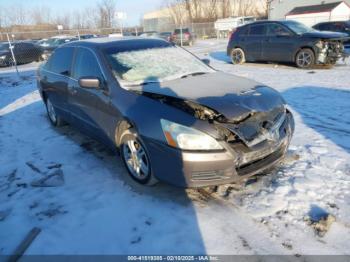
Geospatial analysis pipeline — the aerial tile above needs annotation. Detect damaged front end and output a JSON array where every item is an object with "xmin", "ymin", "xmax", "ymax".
[
  {"xmin": 141, "ymin": 90, "xmax": 295, "ymax": 184},
  {"xmin": 315, "ymin": 39, "xmax": 349, "ymax": 64}
]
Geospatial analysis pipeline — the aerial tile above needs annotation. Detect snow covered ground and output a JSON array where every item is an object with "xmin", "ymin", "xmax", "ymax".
[{"xmin": 0, "ymin": 39, "xmax": 350, "ymax": 256}]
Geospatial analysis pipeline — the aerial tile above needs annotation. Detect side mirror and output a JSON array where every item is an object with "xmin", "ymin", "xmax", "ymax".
[
  {"xmin": 201, "ymin": 58, "xmax": 210, "ymax": 65},
  {"xmin": 79, "ymin": 77, "xmax": 100, "ymax": 89}
]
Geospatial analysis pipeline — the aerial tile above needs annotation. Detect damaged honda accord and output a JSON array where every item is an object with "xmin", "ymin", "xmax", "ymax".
[{"xmin": 37, "ymin": 38, "xmax": 294, "ymax": 187}]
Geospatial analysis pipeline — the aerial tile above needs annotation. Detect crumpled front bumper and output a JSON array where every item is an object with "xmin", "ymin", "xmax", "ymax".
[
  {"xmin": 144, "ymin": 111, "xmax": 295, "ymax": 188},
  {"xmin": 315, "ymin": 39, "xmax": 350, "ymax": 64}
]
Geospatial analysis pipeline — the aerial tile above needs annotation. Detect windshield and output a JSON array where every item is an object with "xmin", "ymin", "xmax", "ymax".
[
  {"xmin": 283, "ymin": 21, "xmax": 315, "ymax": 34},
  {"xmin": 174, "ymin": 28, "xmax": 189, "ymax": 34},
  {"xmin": 104, "ymin": 46, "xmax": 214, "ymax": 86}
]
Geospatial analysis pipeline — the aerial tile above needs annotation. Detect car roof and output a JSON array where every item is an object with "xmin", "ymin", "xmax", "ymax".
[
  {"xmin": 63, "ymin": 37, "xmax": 171, "ymax": 49},
  {"xmin": 315, "ymin": 20, "xmax": 350, "ymax": 25},
  {"xmin": 241, "ymin": 20, "xmax": 299, "ymax": 26}
]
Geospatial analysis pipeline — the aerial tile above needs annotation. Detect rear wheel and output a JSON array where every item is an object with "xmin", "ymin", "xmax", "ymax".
[
  {"xmin": 120, "ymin": 129, "xmax": 158, "ymax": 186},
  {"xmin": 45, "ymin": 98, "xmax": 65, "ymax": 127},
  {"xmin": 295, "ymin": 48, "xmax": 315, "ymax": 69},
  {"xmin": 230, "ymin": 48, "xmax": 246, "ymax": 65}
]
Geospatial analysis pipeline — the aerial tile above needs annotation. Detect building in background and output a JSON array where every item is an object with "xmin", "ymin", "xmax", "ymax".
[
  {"xmin": 285, "ymin": 2, "xmax": 350, "ymax": 26},
  {"xmin": 143, "ymin": 8, "xmax": 174, "ymax": 32},
  {"xmin": 143, "ymin": 0, "xmax": 266, "ymax": 33},
  {"xmin": 269, "ymin": 0, "xmax": 350, "ymax": 26}
]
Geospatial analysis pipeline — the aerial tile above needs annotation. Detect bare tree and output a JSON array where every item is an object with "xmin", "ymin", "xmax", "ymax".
[
  {"xmin": 31, "ymin": 6, "xmax": 52, "ymax": 25},
  {"xmin": 220, "ymin": 0, "xmax": 232, "ymax": 18},
  {"xmin": 83, "ymin": 7, "xmax": 100, "ymax": 29},
  {"xmin": 97, "ymin": 0, "xmax": 117, "ymax": 28},
  {"xmin": 5, "ymin": 4, "xmax": 29, "ymax": 26},
  {"xmin": 53, "ymin": 12, "xmax": 72, "ymax": 29}
]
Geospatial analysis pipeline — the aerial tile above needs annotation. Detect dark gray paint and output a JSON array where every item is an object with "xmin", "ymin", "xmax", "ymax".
[{"xmin": 37, "ymin": 38, "xmax": 295, "ymax": 188}]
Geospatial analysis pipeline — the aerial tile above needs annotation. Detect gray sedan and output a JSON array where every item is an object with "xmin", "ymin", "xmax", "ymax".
[{"xmin": 37, "ymin": 38, "xmax": 294, "ymax": 187}]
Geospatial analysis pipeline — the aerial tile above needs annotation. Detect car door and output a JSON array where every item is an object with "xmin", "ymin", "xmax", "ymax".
[
  {"xmin": 41, "ymin": 47, "xmax": 75, "ymax": 120},
  {"xmin": 262, "ymin": 23, "xmax": 296, "ymax": 62},
  {"xmin": 241, "ymin": 24, "xmax": 266, "ymax": 61},
  {"xmin": 68, "ymin": 47, "xmax": 116, "ymax": 144}
]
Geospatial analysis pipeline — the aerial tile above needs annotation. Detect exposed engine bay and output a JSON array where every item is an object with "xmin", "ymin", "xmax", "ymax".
[{"xmin": 315, "ymin": 39, "xmax": 349, "ymax": 64}]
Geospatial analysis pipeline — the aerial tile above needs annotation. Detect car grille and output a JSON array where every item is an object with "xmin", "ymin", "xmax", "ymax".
[
  {"xmin": 236, "ymin": 146, "xmax": 285, "ymax": 177},
  {"xmin": 191, "ymin": 169, "xmax": 233, "ymax": 182},
  {"xmin": 224, "ymin": 106, "xmax": 286, "ymax": 148}
]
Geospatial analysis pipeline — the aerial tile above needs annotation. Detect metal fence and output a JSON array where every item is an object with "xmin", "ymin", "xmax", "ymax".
[
  {"xmin": 0, "ymin": 27, "xmax": 140, "ymax": 76},
  {"xmin": 144, "ymin": 22, "xmax": 217, "ymax": 39}
]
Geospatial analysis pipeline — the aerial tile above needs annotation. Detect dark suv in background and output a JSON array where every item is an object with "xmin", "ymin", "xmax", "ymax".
[
  {"xmin": 171, "ymin": 28, "xmax": 194, "ymax": 46},
  {"xmin": 227, "ymin": 20, "xmax": 348, "ymax": 68},
  {"xmin": 313, "ymin": 21, "xmax": 350, "ymax": 48}
]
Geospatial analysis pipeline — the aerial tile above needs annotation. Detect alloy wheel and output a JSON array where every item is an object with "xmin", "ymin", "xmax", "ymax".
[
  {"xmin": 296, "ymin": 51, "xmax": 312, "ymax": 68},
  {"xmin": 122, "ymin": 139, "xmax": 150, "ymax": 181},
  {"xmin": 231, "ymin": 49, "xmax": 244, "ymax": 64}
]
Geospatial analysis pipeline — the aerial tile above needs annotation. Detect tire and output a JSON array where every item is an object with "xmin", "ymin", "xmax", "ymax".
[
  {"xmin": 45, "ymin": 98, "xmax": 65, "ymax": 127},
  {"xmin": 295, "ymin": 48, "xmax": 315, "ymax": 69},
  {"xmin": 120, "ymin": 129, "xmax": 158, "ymax": 186},
  {"xmin": 230, "ymin": 48, "xmax": 246, "ymax": 65}
]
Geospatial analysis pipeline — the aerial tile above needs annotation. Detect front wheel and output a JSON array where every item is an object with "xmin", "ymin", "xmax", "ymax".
[
  {"xmin": 230, "ymin": 48, "xmax": 246, "ymax": 65},
  {"xmin": 295, "ymin": 48, "xmax": 315, "ymax": 69},
  {"xmin": 120, "ymin": 129, "xmax": 158, "ymax": 186}
]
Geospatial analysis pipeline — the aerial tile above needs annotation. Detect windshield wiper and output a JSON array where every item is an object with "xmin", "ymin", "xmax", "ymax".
[
  {"xmin": 124, "ymin": 81, "xmax": 160, "ymax": 87},
  {"xmin": 180, "ymin": 72, "xmax": 208, "ymax": 79}
]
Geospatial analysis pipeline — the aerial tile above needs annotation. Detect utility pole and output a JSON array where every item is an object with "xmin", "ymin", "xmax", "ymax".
[{"xmin": 267, "ymin": 0, "xmax": 274, "ymax": 19}]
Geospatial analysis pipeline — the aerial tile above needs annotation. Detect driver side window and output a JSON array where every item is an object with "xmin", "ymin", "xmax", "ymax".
[
  {"xmin": 72, "ymin": 48, "xmax": 104, "ymax": 81},
  {"xmin": 267, "ymin": 24, "xmax": 291, "ymax": 36}
]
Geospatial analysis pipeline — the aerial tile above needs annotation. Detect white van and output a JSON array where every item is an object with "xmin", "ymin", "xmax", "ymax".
[{"xmin": 215, "ymin": 16, "xmax": 256, "ymax": 38}]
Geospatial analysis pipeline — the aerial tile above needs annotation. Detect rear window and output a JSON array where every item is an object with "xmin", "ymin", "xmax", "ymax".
[
  {"xmin": 249, "ymin": 25, "xmax": 266, "ymax": 35},
  {"xmin": 174, "ymin": 28, "xmax": 190, "ymax": 34},
  {"xmin": 238, "ymin": 26, "xmax": 249, "ymax": 36},
  {"xmin": 332, "ymin": 23, "xmax": 346, "ymax": 31},
  {"xmin": 48, "ymin": 47, "xmax": 74, "ymax": 76}
]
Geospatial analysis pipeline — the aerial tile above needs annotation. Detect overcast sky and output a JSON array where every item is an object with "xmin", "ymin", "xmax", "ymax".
[{"xmin": 0, "ymin": 0, "xmax": 164, "ymax": 26}]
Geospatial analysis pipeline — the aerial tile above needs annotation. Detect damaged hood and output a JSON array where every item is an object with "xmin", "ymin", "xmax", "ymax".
[{"xmin": 129, "ymin": 72, "xmax": 285, "ymax": 120}]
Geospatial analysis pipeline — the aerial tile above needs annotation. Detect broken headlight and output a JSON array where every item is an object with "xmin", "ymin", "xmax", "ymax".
[{"xmin": 160, "ymin": 119, "xmax": 223, "ymax": 150}]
